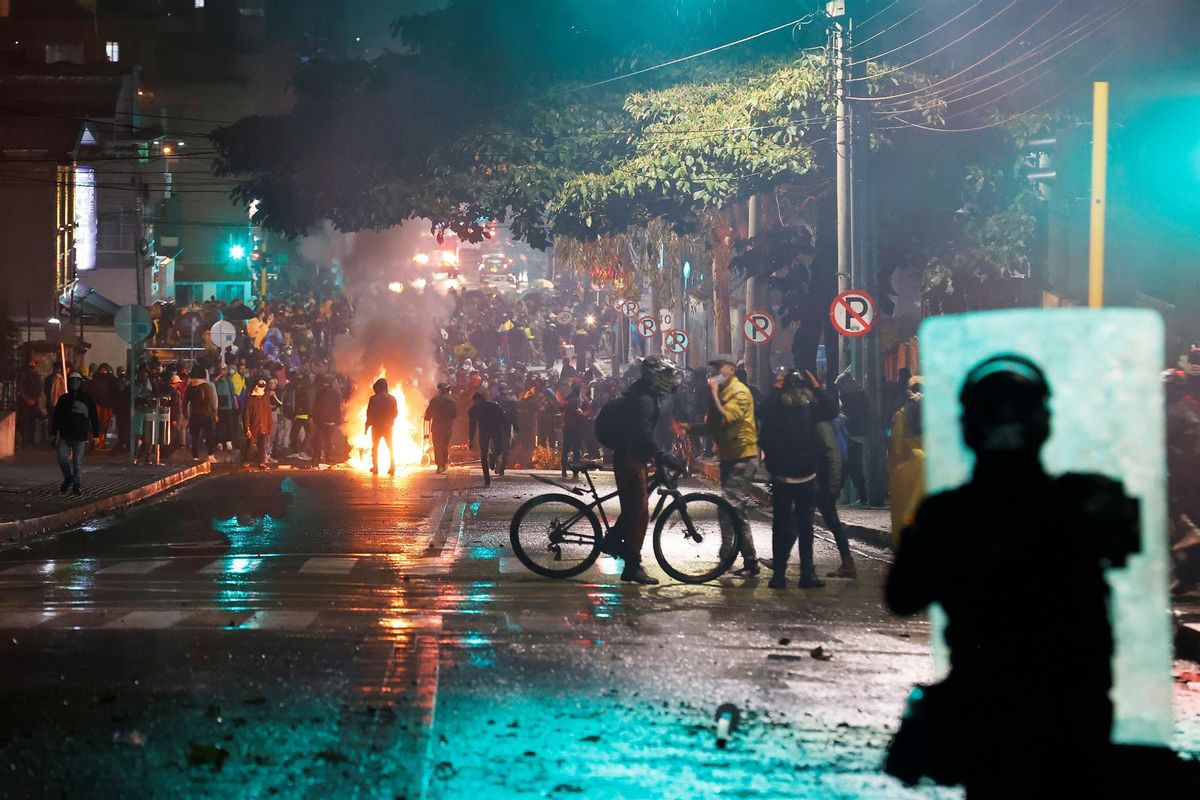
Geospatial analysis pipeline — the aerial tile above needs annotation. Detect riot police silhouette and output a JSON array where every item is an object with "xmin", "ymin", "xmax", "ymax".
[{"xmin": 884, "ymin": 354, "xmax": 1143, "ymax": 799}]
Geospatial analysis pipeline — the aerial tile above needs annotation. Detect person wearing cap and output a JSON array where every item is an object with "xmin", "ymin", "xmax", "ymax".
[
  {"xmin": 243, "ymin": 377, "xmax": 273, "ymax": 468},
  {"xmin": 50, "ymin": 372, "xmax": 99, "ymax": 495},
  {"xmin": 424, "ymin": 382, "xmax": 457, "ymax": 474},
  {"xmin": 695, "ymin": 354, "xmax": 761, "ymax": 577}
]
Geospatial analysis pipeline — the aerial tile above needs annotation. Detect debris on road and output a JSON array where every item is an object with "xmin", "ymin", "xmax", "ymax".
[
  {"xmin": 714, "ymin": 703, "xmax": 740, "ymax": 749},
  {"xmin": 811, "ymin": 646, "xmax": 833, "ymax": 661},
  {"xmin": 186, "ymin": 742, "xmax": 229, "ymax": 770}
]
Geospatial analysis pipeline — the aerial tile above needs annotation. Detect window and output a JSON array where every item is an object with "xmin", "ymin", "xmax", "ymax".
[
  {"xmin": 105, "ymin": 41, "xmax": 119, "ymax": 62},
  {"xmin": 195, "ymin": 0, "xmax": 204, "ymax": 7}
]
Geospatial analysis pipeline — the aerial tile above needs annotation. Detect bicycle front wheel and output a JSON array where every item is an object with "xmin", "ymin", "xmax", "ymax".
[
  {"xmin": 509, "ymin": 494, "xmax": 603, "ymax": 578},
  {"xmin": 652, "ymin": 493, "xmax": 742, "ymax": 583}
]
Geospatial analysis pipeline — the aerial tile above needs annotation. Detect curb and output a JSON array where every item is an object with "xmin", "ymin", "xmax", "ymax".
[
  {"xmin": 699, "ymin": 461, "xmax": 893, "ymax": 553},
  {"xmin": 1175, "ymin": 614, "xmax": 1200, "ymax": 664},
  {"xmin": 0, "ymin": 462, "xmax": 211, "ymax": 546}
]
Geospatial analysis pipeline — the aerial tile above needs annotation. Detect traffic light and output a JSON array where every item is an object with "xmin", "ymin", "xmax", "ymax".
[{"xmin": 229, "ymin": 244, "xmax": 246, "ymax": 260}]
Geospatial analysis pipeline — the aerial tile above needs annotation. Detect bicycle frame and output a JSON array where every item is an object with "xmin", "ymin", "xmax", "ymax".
[{"xmin": 529, "ymin": 469, "xmax": 683, "ymax": 538}]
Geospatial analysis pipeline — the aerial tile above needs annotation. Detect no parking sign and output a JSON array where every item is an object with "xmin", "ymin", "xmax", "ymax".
[
  {"xmin": 742, "ymin": 311, "xmax": 776, "ymax": 345},
  {"xmin": 636, "ymin": 315, "xmax": 658, "ymax": 338},
  {"xmin": 664, "ymin": 329, "xmax": 689, "ymax": 353},
  {"xmin": 830, "ymin": 290, "xmax": 876, "ymax": 337}
]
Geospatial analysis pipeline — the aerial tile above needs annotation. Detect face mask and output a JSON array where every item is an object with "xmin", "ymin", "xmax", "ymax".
[{"xmin": 712, "ymin": 373, "xmax": 729, "ymax": 387}]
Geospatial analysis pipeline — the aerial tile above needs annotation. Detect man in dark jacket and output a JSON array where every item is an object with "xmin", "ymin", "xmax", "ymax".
[
  {"xmin": 182, "ymin": 365, "xmax": 218, "ymax": 462},
  {"xmin": 312, "ymin": 374, "xmax": 344, "ymax": 464},
  {"xmin": 50, "ymin": 372, "xmax": 99, "ymax": 494},
  {"xmin": 468, "ymin": 392, "xmax": 508, "ymax": 487},
  {"xmin": 243, "ymin": 377, "xmax": 273, "ymax": 468},
  {"xmin": 365, "ymin": 377, "xmax": 399, "ymax": 475},
  {"xmin": 605, "ymin": 356, "xmax": 685, "ymax": 585},
  {"xmin": 559, "ymin": 383, "xmax": 590, "ymax": 479},
  {"xmin": 759, "ymin": 372, "xmax": 840, "ymax": 589},
  {"xmin": 424, "ymin": 382, "xmax": 457, "ymax": 473},
  {"xmin": 495, "ymin": 384, "xmax": 521, "ymax": 477},
  {"xmin": 884, "ymin": 355, "xmax": 1141, "ymax": 797}
]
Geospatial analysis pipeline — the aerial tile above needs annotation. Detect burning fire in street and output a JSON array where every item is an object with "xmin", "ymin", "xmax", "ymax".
[{"xmin": 344, "ymin": 371, "xmax": 427, "ymax": 472}]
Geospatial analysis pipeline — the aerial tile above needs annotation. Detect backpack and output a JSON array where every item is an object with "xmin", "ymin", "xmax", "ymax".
[{"xmin": 594, "ymin": 395, "xmax": 631, "ymax": 450}]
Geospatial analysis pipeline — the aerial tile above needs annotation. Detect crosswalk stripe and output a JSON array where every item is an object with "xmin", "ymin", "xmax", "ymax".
[
  {"xmin": 298, "ymin": 557, "xmax": 358, "ymax": 575},
  {"xmin": 199, "ymin": 557, "xmax": 264, "ymax": 574},
  {"xmin": 241, "ymin": 610, "xmax": 318, "ymax": 630},
  {"xmin": 96, "ymin": 560, "xmax": 171, "ymax": 575},
  {"xmin": 0, "ymin": 611, "xmax": 57, "ymax": 628},
  {"xmin": 0, "ymin": 563, "xmax": 59, "ymax": 576},
  {"xmin": 104, "ymin": 611, "xmax": 191, "ymax": 629}
]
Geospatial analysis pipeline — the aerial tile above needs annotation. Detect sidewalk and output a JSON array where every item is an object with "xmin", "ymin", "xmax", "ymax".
[
  {"xmin": 0, "ymin": 449, "xmax": 210, "ymax": 545},
  {"xmin": 698, "ymin": 459, "xmax": 1200, "ymax": 664}
]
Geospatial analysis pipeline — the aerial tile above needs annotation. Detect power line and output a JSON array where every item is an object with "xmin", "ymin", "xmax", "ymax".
[
  {"xmin": 534, "ymin": 10, "xmax": 825, "ymax": 102},
  {"xmin": 876, "ymin": 24, "xmax": 1136, "ymax": 134},
  {"xmin": 850, "ymin": 0, "xmax": 981, "ymax": 66},
  {"xmin": 850, "ymin": 0, "xmax": 1020, "ymax": 83},
  {"xmin": 870, "ymin": 1, "xmax": 1134, "ymax": 118},
  {"xmin": 872, "ymin": 0, "xmax": 1129, "ymax": 107},
  {"xmin": 860, "ymin": 0, "xmax": 1064, "ymax": 104},
  {"xmin": 856, "ymin": 0, "xmax": 902, "ymax": 29},
  {"xmin": 853, "ymin": 1, "xmax": 930, "ymax": 50}
]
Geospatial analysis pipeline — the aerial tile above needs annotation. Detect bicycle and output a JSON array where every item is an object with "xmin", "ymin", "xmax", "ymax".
[{"xmin": 509, "ymin": 460, "xmax": 746, "ymax": 583}]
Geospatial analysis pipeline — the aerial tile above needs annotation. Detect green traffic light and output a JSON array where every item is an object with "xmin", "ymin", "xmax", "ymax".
[{"xmin": 229, "ymin": 244, "xmax": 246, "ymax": 260}]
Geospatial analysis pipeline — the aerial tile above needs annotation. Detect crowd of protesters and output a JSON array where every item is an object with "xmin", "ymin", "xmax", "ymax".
[{"xmin": 14, "ymin": 282, "xmax": 358, "ymax": 470}]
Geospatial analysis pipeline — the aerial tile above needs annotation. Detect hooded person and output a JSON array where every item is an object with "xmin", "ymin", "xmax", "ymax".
[
  {"xmin": 365, "ymin": 377, "xmax": 399, "ymax": 475},
  {"xmin": 50, "ymin": 372, "xmax": 99, "ymax": 494},
  {"xmin": 599, "ymin": 355, "xmax": 686, "ymax": 585},
  {"xmin": 183, "ymin": 365, "xmax": 218, "ymax": 462}
]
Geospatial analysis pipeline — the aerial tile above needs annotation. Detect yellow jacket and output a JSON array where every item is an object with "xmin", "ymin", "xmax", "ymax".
[{"xmin": 705, "ymin": 377, "xmax": 758, "ymax": 461}]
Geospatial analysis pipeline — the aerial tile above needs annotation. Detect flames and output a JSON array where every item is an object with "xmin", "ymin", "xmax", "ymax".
[{"xmin": 345, "ymin": 371, "xmax": 427, "ymax": 472}]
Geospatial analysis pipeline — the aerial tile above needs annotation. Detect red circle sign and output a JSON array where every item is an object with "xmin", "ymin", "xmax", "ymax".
[
  {"xmin": 636, "ymin": 315, "xmax": 658, "ymax": 338},
  {"xmin": 830, "ymin": 290, "xmax": 876, "ymax": 337},
  {"xmin": 741, "ymin": 311, "xmax": 776, "ymax": 345}
]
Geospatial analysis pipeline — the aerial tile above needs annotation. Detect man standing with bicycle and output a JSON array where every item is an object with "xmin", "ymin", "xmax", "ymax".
[{"xmin": 598, "ymin": 356, "xmax": 686, "ymax": 585}]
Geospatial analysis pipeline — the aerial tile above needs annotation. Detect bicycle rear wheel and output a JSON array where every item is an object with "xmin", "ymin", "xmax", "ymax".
[
  {"xmin": 652, "ymin": 493, "xmax": 742, "ymax": 583},
  {"xmin": 509, "ymin": 494, "xmax": 603, "ymax": 578}
]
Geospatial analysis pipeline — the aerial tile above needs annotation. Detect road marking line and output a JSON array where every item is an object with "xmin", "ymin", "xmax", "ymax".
[
  {"xmin": 104, "ymin": 611, "xmax": 190, "ymax": 629},
  {"xmin": 0, "ymin": 563, "xmax": 59, "ymax": 576},
  {"xmin": 498, "ymin": 557, "xmax": 531, "ymax": 574},
  {"xmin": 0, "ymin": 611, "xmax": 58, "ymax": 628},
  {"xmin": 200, "ymin": 557, "xmax": 264, "ymax": 575},
  {"xmin": 298, "ymin": 557, "xmax": 358, "ymax": 574},
  {"xmin": 241, "ymin": 610, "xmax": 318, "ymax": 630},
  {"xmin": 97, "ymin": 560, "xmax": 172, "ymax": 575}
]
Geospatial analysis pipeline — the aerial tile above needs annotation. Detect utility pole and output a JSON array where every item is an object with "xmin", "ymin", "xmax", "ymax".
[
  {"xmin": 831, "ymin": 1, "xmax": 887, "ymax": 504},
  {"xmin": 1088, "ymin": 82, "xmax": 1109, "ymax": 308},
  {"xmin": 744, "ymin": 195, "xmax": 771, "ymax": 385},
  {"xmin": 832, "ymin": 14, "xmax": 852, "ymax": 375},
  {"xmin": 134, "ymin": 177, "xmax": 145, "ymax": 307}
]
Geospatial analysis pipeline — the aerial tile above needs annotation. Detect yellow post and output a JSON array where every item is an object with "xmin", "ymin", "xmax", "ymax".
[
  {"xmin": 261, "ymin": 265, "xmax": 267, "ymax": 299},
  {"xmin": 1088, "ymin": 81, "xmax": 1109, "ymax": 308}
]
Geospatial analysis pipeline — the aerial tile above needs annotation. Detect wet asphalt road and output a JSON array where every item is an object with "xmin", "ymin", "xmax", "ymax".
[{"xmin": 2, "ymin": 468, "xmax": 1198, "ymax": 799}]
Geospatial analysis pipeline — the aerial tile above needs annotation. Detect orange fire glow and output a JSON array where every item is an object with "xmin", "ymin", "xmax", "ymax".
[{"xmin": 345, "ymin": 371, "xmax": 427, "ymax": 472}]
